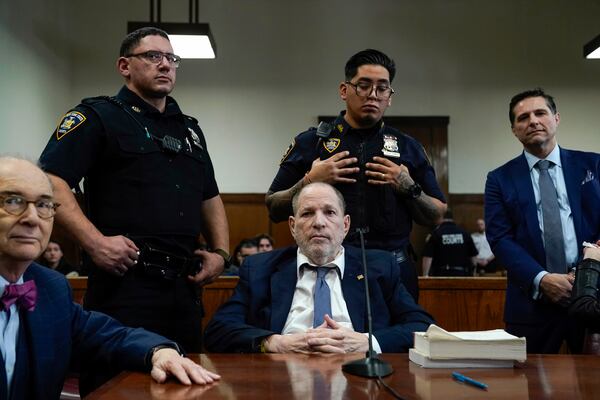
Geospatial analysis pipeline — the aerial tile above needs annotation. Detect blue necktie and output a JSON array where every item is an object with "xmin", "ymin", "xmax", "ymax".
[
  {"xmin": 537, "ymin": 160, "xmax": 567, "ymax": 273},
  {"xmin": 312, "ymin": 266, "xmax": 333, "ymax": 327}
]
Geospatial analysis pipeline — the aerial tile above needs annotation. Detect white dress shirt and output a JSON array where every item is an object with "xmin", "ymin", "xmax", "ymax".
[
  {"xmin": 282, "ymin": 246, "xmax": 381, "ymax": 353},
  {"xmin": 0, "ymin": 275, "xmax": 23, "ymax": 397}
]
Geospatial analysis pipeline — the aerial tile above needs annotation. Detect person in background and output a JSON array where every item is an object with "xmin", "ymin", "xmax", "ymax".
[
  {"xmin": 40, "ymin": 240, "xmax": 78, "ymax": 276},
  {"xmin": 222, "ymin": 238, "xmax": 259, "ymax": 276},
  {"xmin": 256, "ymin": 234, "xmax": 274, "ymax": 252},
  {"xmin": 421, "ymin": 210, "xmax": 478, "ymax": 277},
  {"xmin": 471, "ymin": 218, "xmax": 498, "ymax": 275}
]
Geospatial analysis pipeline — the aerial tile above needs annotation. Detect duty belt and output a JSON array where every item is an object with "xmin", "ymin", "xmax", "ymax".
[{"xmin": 138, "ymin": 243, "xmax": 202, "ymax": 280}]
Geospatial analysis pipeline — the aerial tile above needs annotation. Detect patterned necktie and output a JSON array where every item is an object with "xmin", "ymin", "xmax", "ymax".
[
  {"xmin": 1, "ymin": 280, "xmax": 37, "ymax": 312},
  {"xmin": 311, "ymin": 266, "xmax": 333, "ymax": 327},
  {"xmin": 537, "ymin": 160, "xmax": 567, "ymax": 273}
]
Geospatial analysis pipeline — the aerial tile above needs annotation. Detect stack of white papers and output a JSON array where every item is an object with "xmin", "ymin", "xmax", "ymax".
[{"xmin": 409, "ymin": 324, "xmax": 526, "ymax": 368}]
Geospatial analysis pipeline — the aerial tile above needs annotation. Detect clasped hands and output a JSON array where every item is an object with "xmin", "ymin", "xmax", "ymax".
[
  {"xmin": 306, "ymin": 151, "xmax": 415, "ymax": 194},
  {"xmin": 264, "ymin": 315, "xmax": 369, "ymax": 354},
  {"xmin": 540, "ymin": 241, "xmax": 600, "ymax": 304}
]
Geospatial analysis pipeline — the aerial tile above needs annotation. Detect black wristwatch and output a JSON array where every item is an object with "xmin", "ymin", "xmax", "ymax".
[
  {"xmin": 214, "ymin": 248, "xmax": 232, "ymax": 268},
  {"xmin": 407, "ymin": 183, "xmax": 422, "ymax": 199},
  {"xmin": 146, "ymin": 343, "xmax": 184, "ymax": 367}
]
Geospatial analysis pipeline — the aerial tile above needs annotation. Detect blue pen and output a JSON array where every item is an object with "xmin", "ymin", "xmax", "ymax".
[{"xmin": 452, "ymin": 372, "xmax": 488, "ymax": 390}]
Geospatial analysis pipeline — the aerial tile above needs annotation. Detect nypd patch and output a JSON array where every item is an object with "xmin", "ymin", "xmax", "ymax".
[
  {"xmin": 56, "ymin": 111, "xmax": 86, "ymax": 140},
  {"xmin": 280, "ymin": 139, "xmax": 296, "ymax": 164},
  {"xmin": 323, "ymin": 138, "xmax": 340, "ymax": 153}
]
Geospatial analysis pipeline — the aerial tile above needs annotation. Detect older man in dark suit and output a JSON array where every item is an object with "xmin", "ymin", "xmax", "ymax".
[
  {"xmin": 485, "ymin": 88, "xmax": 600, "ymax": 353},
  {"xmin": 0, "ymin": 157, "xmax": 219, "ymax": 399},
  {"xmin": 205, "ymin": 182, "xmax": 433, "ymax": 353}
]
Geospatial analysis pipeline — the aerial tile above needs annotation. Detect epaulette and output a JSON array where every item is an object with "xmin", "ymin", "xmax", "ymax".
[
  {"xmin": 184, "ymin": 114, "xmax": 199, "ymax": 125},
  {"xmin": 81, "ymin": 96, "xmax": 113, "ymax": 105}
]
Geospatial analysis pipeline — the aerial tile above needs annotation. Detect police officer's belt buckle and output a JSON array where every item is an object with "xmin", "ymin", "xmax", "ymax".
[{"xmin": 138, "ymin": 243, "xmax": 202, "ymax": 280}]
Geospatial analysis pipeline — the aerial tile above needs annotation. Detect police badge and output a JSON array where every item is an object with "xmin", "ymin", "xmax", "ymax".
[
  {"xmin": 382, "ymin": 134, "xmax": 400, "ymax": 158},
  {"xmin": 323, "ymin": 138, "xmax": 341, "ymax": 153}
]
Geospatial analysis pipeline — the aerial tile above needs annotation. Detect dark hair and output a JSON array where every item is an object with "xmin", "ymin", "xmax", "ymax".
[
  {"xmin": 119, "ymin": 27, "xmax": 170, "ymax": 57},
  {"xmin": 509, "ymin": 88, "xmax": 557, "ymax": 126},
  {"xmin": 292, "ymin": 183, "xmax": 346, "ymax": 215},
  {"xmin": 238, "ymin": 238, "xmax": 258, "ymax": 249},
  {"xmin": 255, "ymin": 234, "xmax": 274, "ymax": 246},
  {"xmin": 345, "ymin": 49, "xmax": 396, "ymax": 83}
]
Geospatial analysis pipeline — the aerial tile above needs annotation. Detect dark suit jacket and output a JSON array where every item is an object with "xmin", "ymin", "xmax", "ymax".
[
  {"xmin": 0, "ymin": 263, "xmax": 169, "ymax": 400},
  {"xmin": 485, "ymin": 147, "xmax": 600, "ymax": 324},
  {"xmin": 204, "ymin": 245, "xmax": 434, "ymax": 353}
]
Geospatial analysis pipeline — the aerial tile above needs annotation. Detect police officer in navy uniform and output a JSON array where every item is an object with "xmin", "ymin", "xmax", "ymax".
[
  {"xmin": 421, "ymin": 210, "xmax": 478, "ymax": 277},
  {"xmin": 39, "ymin": 27, "xmax": 229, "ymax": 393},
  {"xmin": 266, "ymin": 49, "xmax": 446, "ymax": 301}
]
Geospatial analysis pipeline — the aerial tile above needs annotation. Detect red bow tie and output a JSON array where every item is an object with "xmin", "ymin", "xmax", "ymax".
[{"xmin": 1, "ymin": 280, "xmax": 37, "ymax": 312}]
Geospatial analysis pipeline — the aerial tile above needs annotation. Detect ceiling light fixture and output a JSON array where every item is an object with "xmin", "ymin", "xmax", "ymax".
[
  {"xmin": 584, "ymin": 34, "xmax": 600, "ymax": 59},
  {"xmin": 128, "ymin": 0, "xmax": 216, "ymax": 59}
]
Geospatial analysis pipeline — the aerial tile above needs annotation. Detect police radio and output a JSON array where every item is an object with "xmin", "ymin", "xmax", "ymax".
[{"xmin": 315, "ymin": 121, "xmax": 333, "ymax": 151}]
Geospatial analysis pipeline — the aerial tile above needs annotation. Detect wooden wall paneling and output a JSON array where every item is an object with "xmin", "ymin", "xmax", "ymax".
[
  {"xmin": 69, "ymin": 276, "xmax": 507, "ymax": 333},
  {"xmin": 418, "ymin": 277, "xmax": 506, "ymax": 331},
  {"xmin": 448, "ymin": 193, "xmax": 485, "ymax": 233},
  {"xmin": 221, "ymin": 193, "xmax": 270, "ymax": 254}
]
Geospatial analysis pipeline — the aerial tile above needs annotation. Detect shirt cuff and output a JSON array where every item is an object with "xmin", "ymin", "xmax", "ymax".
[
  {"xmin": 532, "ymin": 271, "xmax": 549, "ymax": 300},
  {"xmin": 363, "ymin": 333, "xmax": 382, "ymax": 353}
]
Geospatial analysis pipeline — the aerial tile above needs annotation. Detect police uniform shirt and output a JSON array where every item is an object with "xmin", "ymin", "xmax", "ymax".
[
  {"xmin": 39, "ymin": 86, "xmax": 219, "ymax": 254},
  {"xmin": 422, "ymin": 221, "xmax": 478, "ymax": 275},
  {"xmin": 269, "ymin": 112, "xmax": 445, "ymax": 251}
]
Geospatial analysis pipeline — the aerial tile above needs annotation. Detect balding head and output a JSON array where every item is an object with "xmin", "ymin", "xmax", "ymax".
[{"xmin": 0, "ymin": 157, "xmax": 55, "ymax": 279}]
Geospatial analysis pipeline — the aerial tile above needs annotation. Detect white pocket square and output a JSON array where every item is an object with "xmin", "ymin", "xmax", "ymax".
[{"xmin": 582, "ymin": 170, "xmax": 595, "ymax": 185}]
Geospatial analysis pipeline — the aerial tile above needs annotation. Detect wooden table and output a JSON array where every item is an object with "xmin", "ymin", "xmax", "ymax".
[{"xmin": 86, "ymin": 353, "xmax": 600, "ymax": 399}]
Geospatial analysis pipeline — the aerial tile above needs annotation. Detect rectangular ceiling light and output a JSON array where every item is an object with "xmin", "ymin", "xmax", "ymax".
[
  {"xmin": 584, "ymin": 34, "xmax": 600, "ymax": 59},
  {"xmin": 128, "ymin": 22, "xmax": 217, "ymax": 59}
]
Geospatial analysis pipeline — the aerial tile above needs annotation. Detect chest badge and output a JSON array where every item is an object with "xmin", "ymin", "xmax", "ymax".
[
  {"xmin": 323, "ymin": 138, "xmax": 341, "ymax": 153},
  {"xmin": 56, "ymin": 111, "xmax": 86, "ymax": 140},
  {"xmin": 188, "ymin": 128, "xmax": 203, "ymax": 150},
  {"xmin": 382, "ymin": 134, "xmax": 400, "ymax": 158},
  {"xmin": 131, "ymin": 106, "xmax": 142, "ymax": 113}
]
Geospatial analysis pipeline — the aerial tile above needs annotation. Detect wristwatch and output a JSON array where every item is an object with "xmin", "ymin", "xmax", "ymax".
[
  {"xmin": 213, "ymin": 248, "xmax": 232, "ymax": 267},
  {"xmin": 146, "ymin": 343, "xmax": 184, "ymax": 366},
  {"xmin": 407, "ymin": 183, "xmax": 422, "ymax": 199}
]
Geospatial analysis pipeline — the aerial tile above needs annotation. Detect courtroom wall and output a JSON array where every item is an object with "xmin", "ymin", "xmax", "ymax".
[{"xmin": 2, "ymin": 0, "xmax": 600, "ymax": 194}]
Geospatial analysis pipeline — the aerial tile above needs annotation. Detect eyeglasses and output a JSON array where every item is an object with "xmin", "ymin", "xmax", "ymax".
[
  {"xmin": 0, "ymin": 195, "xmax": 60, "ymax": 219},
  {"xmin": 126, "ymin": 51, "xmax": 182, "ymax": 68},
  {"xmin": 345, "ymin": 81, "xmax": 395, "ymax": 100}
]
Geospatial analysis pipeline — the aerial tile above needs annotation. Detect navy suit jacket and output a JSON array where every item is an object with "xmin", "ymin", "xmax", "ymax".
[
  {"xmin": 204, "ymin": 245, "xmax": 434, "ymax": 353},
  {"xmin": 0, "ymin": 263, "xmax": 169, "ymax": 400},
  {"xmin": 485, "ymin": 147, "xmax": 600, "ymax": 324}
]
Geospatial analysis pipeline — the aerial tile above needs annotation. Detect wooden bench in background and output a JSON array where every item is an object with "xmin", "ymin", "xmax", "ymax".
[{"xmin": 68, "ymin": 276, "xmax": 506, "ymax": 332}]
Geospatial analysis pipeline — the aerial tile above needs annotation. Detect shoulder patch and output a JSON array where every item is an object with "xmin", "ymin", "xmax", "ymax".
[
  {"xmin": 56, "ymin": 111, "xmax": 86, "ymax": 140},
  {"xmin": 280, "ymin": 138, "xmax": 296, "ymax": 164},
  {"xmin": 323, "ymin": 138, "xmax": 340, "ymax": 153},
  {"xmin": 420, "ymin": 144, "xmax": 432, "ymax": 165}
]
